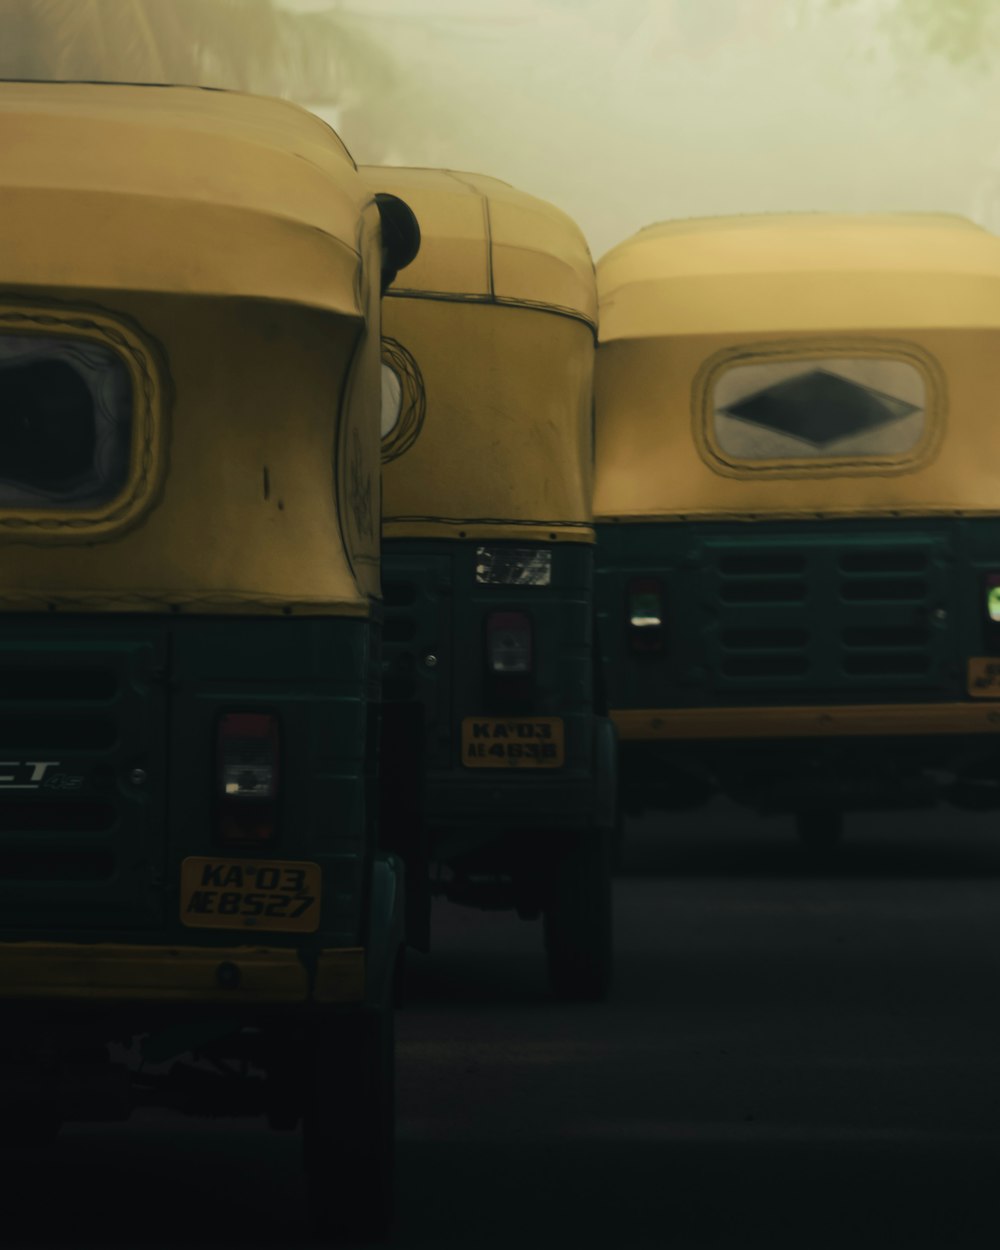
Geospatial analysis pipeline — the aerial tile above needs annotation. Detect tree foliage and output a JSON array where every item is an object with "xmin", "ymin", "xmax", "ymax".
[
  {"xmin": 0, "ymin": 0, "xmax": 397, "ymax": 101},
  {"xmin": 826, "ymin": 0, "xmax": 998, "ymax": 67}
]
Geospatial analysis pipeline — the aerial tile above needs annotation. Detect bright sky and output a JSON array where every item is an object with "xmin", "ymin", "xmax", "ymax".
[{"xmin": 295, "ymin": 0, "xmax": 1000, "ymax": 258}]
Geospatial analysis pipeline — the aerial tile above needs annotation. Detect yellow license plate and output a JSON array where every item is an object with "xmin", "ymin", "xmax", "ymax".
[
  {"xmin": 968, "ymin": 658, "xmax": 1000, "ymax": 698},
  {"xmin": 461, "ymin": 717, "xmax": 565, "ymax": 769},
  {"xmin": 180, "ymin": 857, "xmax": 321, "ymax": 933}
]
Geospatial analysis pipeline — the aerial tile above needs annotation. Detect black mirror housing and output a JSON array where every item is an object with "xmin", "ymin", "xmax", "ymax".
[{"xmin": 375, "ymin": 193, "xmax": 421, "ymax": 293}]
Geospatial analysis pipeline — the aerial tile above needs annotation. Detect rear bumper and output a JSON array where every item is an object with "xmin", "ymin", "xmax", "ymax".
[
  {"xmin": 0, "ymin": 943, "xmax": 364, "ymax": 1005},
  {"xmin": 613, "ymin": 702, "xmax": 1000, "ymax": 741}
]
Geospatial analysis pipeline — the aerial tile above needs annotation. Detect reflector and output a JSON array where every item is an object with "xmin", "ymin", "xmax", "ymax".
[
  {"xmin": 216, "ymin": 713, "xmax": 280, "ymax": 845},
  {"xmin": 627, "ymin": 578, "xmax": 665, "ymax": 653}
]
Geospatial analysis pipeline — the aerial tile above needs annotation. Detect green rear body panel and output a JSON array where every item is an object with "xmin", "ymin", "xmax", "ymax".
[
  {"xmin": 0, "ymin": 615, "xmax": 373, "ymax": 954},
  {"xmin": 596, "ymin": 517, "xmax": 1000, "ymax": 814},
  {"xmin": 382, "ymin": 538, "xmax": 603, "ymax": 866}
]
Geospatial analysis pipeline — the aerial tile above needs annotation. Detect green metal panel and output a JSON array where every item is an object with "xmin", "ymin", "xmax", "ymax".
[
  {"xmin": 595, "ymin": 518, "xmax": 999, "ymax": 710},
  {"xmin": 0, "ymin": 615, "xmax": 373, "ymax": 949},
  {"xmin": 0, "ymin": 625, "xmax": 168, "ymax": 931},
  {"xmin": 168, "ymin": 617, "xmax": 373, "ymax": 952},
  {"xmin": 381, "ymin": 538, "xmax": 598, "ymax": 841}
]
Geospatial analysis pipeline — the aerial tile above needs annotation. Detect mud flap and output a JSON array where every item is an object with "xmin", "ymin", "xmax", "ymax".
[
  {"xmin": 378, "ymin": 700, "xmax": 430, "ymax": 950},
  {"xmin": 592, "ymin": 715, "xmax": 619, "ymax": 837},
  {"xmin": 365, "ymin": 853, "xmax": 405, "ymax": 1011}
]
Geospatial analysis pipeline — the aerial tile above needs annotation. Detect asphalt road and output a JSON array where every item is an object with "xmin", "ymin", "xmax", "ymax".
[{"xmin": 10, "ymin": 803, "xmax": 1000, "ymax": 1249}]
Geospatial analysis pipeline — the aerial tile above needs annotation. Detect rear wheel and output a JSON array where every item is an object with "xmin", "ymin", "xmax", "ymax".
[
  {"xmin": 303, "ymin": 1007, "xmax": 394, "ymax": 1244},
  {"xmin": 543, "ymin": 823, "xmax": 613, "ymax": 1001},
  {"xmin": 795, "ymin": 809, "xmax": 844, "ymax": 852}
]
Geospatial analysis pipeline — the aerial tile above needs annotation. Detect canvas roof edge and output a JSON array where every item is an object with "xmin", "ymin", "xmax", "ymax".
[
  {"xmin": 0, "ymin": 81, "xmax": 369, "ymax": 317},
  {"xmin": 0, "ymin": 79, "xmax": 357, "ymax": 163},
  {"xmin": 597, "ymin": 211, "xmax": 1000, "ymax": 342},
  {"xmin": 626, "ymin": 209, "xmax": 983, "ymax": 242},
  {"xmin": 362, "ymin": 164, "xmax": 597, "ymax": 329}
]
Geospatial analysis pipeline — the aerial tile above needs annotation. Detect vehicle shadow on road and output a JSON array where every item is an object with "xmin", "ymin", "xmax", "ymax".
[
  {"xmin": 2, "ymin": 1119, "xmax": 312, "ymax": 1248},
  {"xmin": 621, "ymin": 803, "xmax": 1000, "ymax": 881},
  {"xmin": 392, "ymin": 1133, "xmax": 1000, "ymax": 1249},
  {"xmin": 401, "ymin": 946, "xmax": 551, "ymax": 1009},
  {"xmin": 9, "ymin": 1125, "xmax": 988, "ymax": 1249}
]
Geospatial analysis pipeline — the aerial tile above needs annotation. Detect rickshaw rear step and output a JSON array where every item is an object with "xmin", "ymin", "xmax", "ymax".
[{"xmin": 0, "ymin": 943, "xmax": 366, "ymax": 1004}]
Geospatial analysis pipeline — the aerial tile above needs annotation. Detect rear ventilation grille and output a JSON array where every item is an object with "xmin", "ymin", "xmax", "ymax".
[
  {"xmin": 721, "ymin": 655, "xmax": 809, "ymax": 678},
  {"xmin": 843, "ymin": 654, "xmax": 931, "ymax": 676},
  {"xmin": 0, "ymin": 850, "xmax": 114, "ymax": 881},
  {"xmin": 720, "ymin": 581, "xmax": 806, "ymax": 605},
  {"xmin": 0, "ymin": 801, "xmax": 116, "ymax": 832},
  {"xmin": 842, "ymin": 578, "xmax": 926, "ymax": 603},
  {"xmin": 710, "ymin": 540, "xmax": 941, "ymax": 689},
  {"xmin": 0, "ymin": 664, "xmax": 126, "ymax": 887},
  {"xmin": 0, "ymin": 715, "xmax": 116, "ymax": 750},
  {"xmin": 0, "ymin": 668, "xmax": 116, "ymax": 701},
  {"xmin": 718, "ymin": 552, "xmax": 805, "ymax": 576},
  {"xmin": 838, "ymin": 549, "xmax": 927, "ymax": 573},
  {"xmin": 843, "ymin": 626, "xmax": 929, "ymax": 648},
  {"xmin": 722, "ymin": 627, "xmax": 809, "ymax": 649}
]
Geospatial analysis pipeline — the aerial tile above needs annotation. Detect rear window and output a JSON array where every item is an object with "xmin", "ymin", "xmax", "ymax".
[
  {"xmin": 696, "ymin": 342, "xmax": 942, "ymax": 478},
  {"xmin": 0, "ymin": 334, "xmax": 132, "ymax": 509}
]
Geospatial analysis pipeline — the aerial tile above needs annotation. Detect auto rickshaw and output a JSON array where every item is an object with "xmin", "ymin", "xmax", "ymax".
[
  {"xmin": 362, "ymin": 167, "xmax": 617, "ymax": 999},
  {"xmin": 0, "ymin": 81, "xmax": 417, "ymax": 1241},
  {"xmin": 595, "ymin": 212, "xmax": 1000, "ymax": 846}
]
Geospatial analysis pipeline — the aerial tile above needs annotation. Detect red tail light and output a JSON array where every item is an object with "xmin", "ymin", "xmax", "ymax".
[
  {"xmin": 627, "ymin": 578, "xmax": 665, "ymax": 653},
  {"xmin": 486, "ymin": 611, "xmax": 533, "ymax": 674},
  {"xmin": 216, "ymin": 712, "xmax": 280, "ymax": 846}
]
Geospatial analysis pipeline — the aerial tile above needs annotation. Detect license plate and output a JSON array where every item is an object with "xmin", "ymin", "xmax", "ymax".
[
  {"xmin": 968, "ymin": 658, "xmax": 1000, "ymax": 698},
  {"xmin": 461, "ymin": 717, "xmax": 565, "ymax": 769},
  {"xmin": 180, "ymin": 857, "xmax": 321, "ymax": 933}
]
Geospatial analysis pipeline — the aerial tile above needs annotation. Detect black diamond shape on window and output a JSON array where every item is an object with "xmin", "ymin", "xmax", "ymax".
[{"xmin": 722, "ymin": 370, "xmax": 920, "ymax": 447}]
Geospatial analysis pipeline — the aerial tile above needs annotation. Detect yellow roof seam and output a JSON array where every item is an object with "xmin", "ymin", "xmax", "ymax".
[{"xmin": 362, "ymin": 164, "xmax": 596, "ymax": 324}]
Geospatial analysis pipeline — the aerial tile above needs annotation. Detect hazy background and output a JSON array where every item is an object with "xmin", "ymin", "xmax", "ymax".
[{"xmin": 3, "ymin": 0, "xmax": 1000, "ymax": 257}]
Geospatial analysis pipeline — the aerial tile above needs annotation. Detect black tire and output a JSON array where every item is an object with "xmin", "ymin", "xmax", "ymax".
[
  {"xmin": 303, "ymin": 1007, "xmax": 394, "ymax": 1244},
  {"xmin": 543, "ymin": 823, "xmax": 613, "ymax": 1002},
  {"xmin": 795, "ymin": 809, "xmax": 844, "ymax": 851}
]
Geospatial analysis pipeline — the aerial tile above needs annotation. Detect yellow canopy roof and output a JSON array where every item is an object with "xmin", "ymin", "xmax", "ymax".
[
  {"xmin": 361, "ymin": 166, "xmax": 596, "ymax": 327},
  {"xmin": 0, "ymin": 82, "xmax": 368, "ymax": 316},
  {"xmin": 598, "ymin": 212, "xmax": 1000, "ymax": 341},
  {"xmin": 595, "ymin": 213, "xmax": 1000, "ymax": 521}
]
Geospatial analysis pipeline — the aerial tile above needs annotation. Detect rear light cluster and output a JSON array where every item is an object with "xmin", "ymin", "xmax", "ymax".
[
  {"xmin": 485, "ymin": 611, "xmax": 534, "ymax": 708},
  {"xmin": 627, "ymin": 577, "xmax": 666, "ymax": 653},
  {"xmin": 216, "ymin": 712, "xmax": 280, "ymax": 845},
  {"xmin": 486, "ymin": 611, "xmax": 533, "ymax": 674}
]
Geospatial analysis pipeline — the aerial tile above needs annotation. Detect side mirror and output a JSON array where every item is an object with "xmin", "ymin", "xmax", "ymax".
[{"xmin": 375, "ymin": 193, "xmax": 421, "ymax": 293}]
